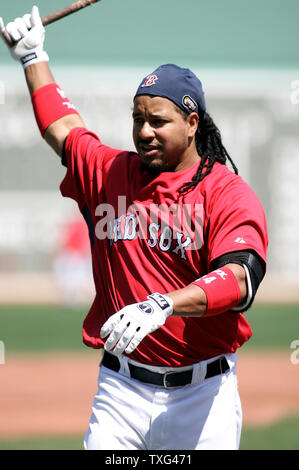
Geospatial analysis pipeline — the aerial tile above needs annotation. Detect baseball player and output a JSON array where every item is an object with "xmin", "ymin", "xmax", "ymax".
[{"xmin": 1, "ymin": 7, "xmax": 268, "ymax": 450}]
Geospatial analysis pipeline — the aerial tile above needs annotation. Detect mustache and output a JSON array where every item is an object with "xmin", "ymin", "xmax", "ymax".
[{"xmin": 137, "ymin": 141, "xmax": 161, "ymax": 148}]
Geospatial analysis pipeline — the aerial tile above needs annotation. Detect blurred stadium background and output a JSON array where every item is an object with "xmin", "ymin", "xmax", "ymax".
[{"xmin": 0, "ymin": 0, "xmax": 298, "ymax": 450}]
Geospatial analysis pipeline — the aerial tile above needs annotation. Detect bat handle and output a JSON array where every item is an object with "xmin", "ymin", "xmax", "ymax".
[
  {"xmin": 2, "ymin": 0, "xmax": 101, "ymax": 48},
  {"xmin": 42, "ymin": 1, "xmax": 101, "ymax": 26},
  {"xmin": 2, "ymin": 28, "xmax": 14, "ymax": 48}
]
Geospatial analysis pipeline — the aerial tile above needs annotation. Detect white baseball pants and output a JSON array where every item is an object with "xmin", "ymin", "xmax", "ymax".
[{"xmin": 84, "ymin": 352, "xmax": 242, "ymax": 450}]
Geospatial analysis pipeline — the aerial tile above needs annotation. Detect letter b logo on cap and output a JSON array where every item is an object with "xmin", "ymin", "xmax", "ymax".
[{"xmin": 141, "ymin": 75, "xmax": 158, "ymax": 87}]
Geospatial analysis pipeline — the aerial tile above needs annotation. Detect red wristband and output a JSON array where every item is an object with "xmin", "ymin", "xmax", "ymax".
[
  {"xmin": 192, "ymin": 267, "xmax": 242, "ymax": 317},
  {"xmin": 31, "ymin": 83, "xmax": 79, "ymax": 136}
]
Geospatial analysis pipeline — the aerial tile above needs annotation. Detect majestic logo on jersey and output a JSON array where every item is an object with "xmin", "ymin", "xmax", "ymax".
[
  {"xmin": 182, "ymin": 95, "xmax": 197, "ymax": 112},
  {"xmin": 235, "ymin": 237, "xmax": 246, "ymax": 244},
  {"xmin": 141, "ymin": 75, "xmax": 158, "ymax": 87},
  {"xmin": 138, "ymin": 302, "xmax": 154, "ymax": 315}
]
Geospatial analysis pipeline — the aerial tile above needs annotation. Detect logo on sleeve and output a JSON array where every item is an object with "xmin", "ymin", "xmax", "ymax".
[
  {"xmin": 235, "ymin": 237, "xmax": 246, "ymax": 244},
  {"xmin": 138, "ymin": 302, "xmax": 154, "ymax": 315},
  {"xmin": 141, "ymin": 75, "xmax": 158, "ymax": 87}
]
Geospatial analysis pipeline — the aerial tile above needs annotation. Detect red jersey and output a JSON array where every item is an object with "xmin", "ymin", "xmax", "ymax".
[{"xmin": 60, "ymin": 127, "xmax": 268, "ymax": 366}]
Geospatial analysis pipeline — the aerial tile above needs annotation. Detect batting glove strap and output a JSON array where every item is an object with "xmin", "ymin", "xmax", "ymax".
[
  {"xmin": 100, "ymin": 293, "xmax": 173, "ymax": 356},
  {"xmin": 1, "ymin": 6, "xmax": 49, "ymax": 69}
]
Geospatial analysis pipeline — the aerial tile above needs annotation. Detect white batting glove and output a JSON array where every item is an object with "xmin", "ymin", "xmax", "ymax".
[
  {"xmin": 0, "ymin": 5, "xmax": 49, "ymax": 69},
  {"xmin": 100, "ymin": 293, "xmax": 173, "ymax": 355}
]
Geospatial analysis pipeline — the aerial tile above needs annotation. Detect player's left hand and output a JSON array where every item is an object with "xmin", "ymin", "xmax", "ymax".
[{"xmin": 100, "ymin": 293, "xmax": 173, "ymax": 355}]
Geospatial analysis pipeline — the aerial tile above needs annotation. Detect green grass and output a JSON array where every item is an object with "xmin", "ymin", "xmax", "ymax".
[
  {"xmin": 0, "ymin": 434, "xmax": 83, "ymax": 450},
  {"xmin": 0, "ymin": 303, "xmax": 298, "ymax": 353},
  {"xmin": 0, "ymin": 303, "xmax": 298, "ymax": 452},
  {"xmin": 240, "ymin": 303, "xmax": 299, "ymax": 351},
  {"xmin": 0, "ymin": 304, "xmax": 88, "ymax": 352},
  {"xmin": 0, "ymin": 416, "xmax": 298, "ymax": 450},
  {"xmin": 240, "ymin": 416, "xmax": 299, "ymax": 450}
]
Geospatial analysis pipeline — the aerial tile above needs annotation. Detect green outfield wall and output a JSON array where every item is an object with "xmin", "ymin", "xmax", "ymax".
[{"xmin": 0, "ymin": 0, "xmax": 298, "ymax": 68}]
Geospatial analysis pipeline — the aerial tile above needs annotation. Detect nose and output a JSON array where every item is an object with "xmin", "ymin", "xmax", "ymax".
[{"xmin": 139, "ymin": 121, "xmax": 155, "ymax": 140}]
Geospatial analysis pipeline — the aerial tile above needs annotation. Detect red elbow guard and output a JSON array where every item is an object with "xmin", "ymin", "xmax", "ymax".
[
  {"xmin": 192, "ymin": 267, "xmax": 242, "ymax": 316},
  {"xmin": 31, "ymin": 83, "xmax": 79, "ymax": 136}
]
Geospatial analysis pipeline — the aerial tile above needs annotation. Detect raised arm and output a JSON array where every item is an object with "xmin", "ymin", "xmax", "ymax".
[
  {"xmin": 25, "ymin": 62, "xmax": 85, "ymax": 156},
  {"xmin": 0, "ymin": 6, "xmax": 85, "ymax": 157}
]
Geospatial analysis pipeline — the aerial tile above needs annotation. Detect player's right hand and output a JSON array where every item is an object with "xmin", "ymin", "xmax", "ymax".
[
  {"xmin": 100, "ymin": 293, "xmax": 174, "ymax": 356},
  {"xmin": 0, "ymin": 5, "xmax": 49, "ymax": 69}
]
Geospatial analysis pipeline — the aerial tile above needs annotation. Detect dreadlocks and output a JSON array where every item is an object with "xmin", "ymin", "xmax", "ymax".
[{"xmin": 178, "ymin": 112, "xmax": 238, "ymax": 194}]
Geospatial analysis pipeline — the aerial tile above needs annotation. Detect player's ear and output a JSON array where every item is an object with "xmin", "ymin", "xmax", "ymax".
[{"xmin": 186, "ymin": 112, "xmax": 199, "ymax": 138}]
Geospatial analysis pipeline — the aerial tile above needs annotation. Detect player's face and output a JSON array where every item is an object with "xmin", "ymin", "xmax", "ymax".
[{"xmin": 133, "ymin": 95, "xmax": 199, "ymax": 173}]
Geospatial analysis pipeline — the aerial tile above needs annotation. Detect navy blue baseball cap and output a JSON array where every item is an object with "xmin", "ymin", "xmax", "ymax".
[{"xmin": 134, "ymin": 64, "xmax": 206, "ymax": 117}]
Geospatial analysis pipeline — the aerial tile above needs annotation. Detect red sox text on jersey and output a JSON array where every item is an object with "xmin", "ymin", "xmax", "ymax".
[{"xmin": 95, "ymin": 199, "xmax": 204, "ymax": 261}]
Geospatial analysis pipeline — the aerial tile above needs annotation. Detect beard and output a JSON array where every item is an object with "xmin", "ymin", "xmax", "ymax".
[
  {"xmin": 140, "ymin": 159, "xmax": 165, "ymax": 176},
  {"xmin": 140, "ymin": 156, "xmax": 175, "ymax": 176}
]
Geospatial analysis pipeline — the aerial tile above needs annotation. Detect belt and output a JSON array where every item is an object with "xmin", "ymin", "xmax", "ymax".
[{"xmin": 101, "ymin": 351, "xmax": 230, "ymax": 389}]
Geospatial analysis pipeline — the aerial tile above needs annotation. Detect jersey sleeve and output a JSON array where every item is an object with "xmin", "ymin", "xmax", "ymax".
[
  {"xmin": 59, "ymin": 127, "xmax": 119, "ymax": 210},
  {"xmin": 204, "ymin": 167, "xmax": 268, "ymax": 268}
]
